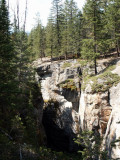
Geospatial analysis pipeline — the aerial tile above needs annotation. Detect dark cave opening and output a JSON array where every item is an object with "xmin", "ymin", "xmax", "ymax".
[{"xmin": 42, "ymin": 103, "xmax": 80, "ymax": 153}]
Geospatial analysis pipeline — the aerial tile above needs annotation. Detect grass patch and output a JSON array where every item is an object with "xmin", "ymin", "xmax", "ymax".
[
  {"xmin": 82, "ymin": 65, "xmax": 120, "ymax": 93},
  {"xmin": 59, "ymin": 79, "xmax": 77, "ymax": 91},
  {"xmin": 77, "ymin": 59, "xmax": 88, "ymax": 67},
  {"xmin": 77, "ymin": 59, "xmax": 94, "ymax": 67},
  {"xmin": 62, "ymin": 62, "xmax": 72, "ymax": 68}
]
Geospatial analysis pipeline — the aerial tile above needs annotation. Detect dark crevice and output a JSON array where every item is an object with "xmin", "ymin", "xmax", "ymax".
[
  {"xmin": 42, "ymin": 103, "xmax": 80, "ymax": 152},
  {"xmin": 62, "ymin": 89, "xmax": 80, "ymax": 112},
  {"xmin": 108, "ymin": 90, "xmax": 110, "ymax": 104}
]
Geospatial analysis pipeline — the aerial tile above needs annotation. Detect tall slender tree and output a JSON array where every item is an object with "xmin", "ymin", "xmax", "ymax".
[
  {"xmin": 105, "ymin": 0, "xmax": 120, "ymax": 57},
  {"xmin": 51, "ymin": 0, "xmax": 63, "ymax": 57},
  {"xmin": 81, "ymin": 0, "xmax": 102, "ymax": 74},
  {"xmin": 61, "ymin": 0, "xmax": 78, "ymax": 59},
  {"xmin": 0, "ymin": 0, "xmax": 17, "ymax": 141},
  {"xmin": 46, "ymin": 14, "xmax": 55, "ymax": 59},
  {"xmin": 32, "ymin": 21, "xmax": 46, "ymax": 60}
]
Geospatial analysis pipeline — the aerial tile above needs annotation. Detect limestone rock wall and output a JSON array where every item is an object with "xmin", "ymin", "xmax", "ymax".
[
  {"xmin": 79, "ymin": 89, "xmax": 112, "ymax": 135},
  {"xmin": 103, "ymin": 82, "xmax": 120, "ymax": 159},
  {"xmin": 35, "ymin": 58, "xmax": 120, "ymax": 158},
  {"xmin": 79, "ymin": 59, "xmax": 120, "ymax": 159},
  {"xmin": 36, "ymin": 60, "xmax": 81, "ymax": 151}
]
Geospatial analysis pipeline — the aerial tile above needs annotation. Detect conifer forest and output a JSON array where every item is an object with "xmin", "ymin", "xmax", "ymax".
[{"xmin": 0, "ymin": 0, "xmax": 120, "ymax": 159}]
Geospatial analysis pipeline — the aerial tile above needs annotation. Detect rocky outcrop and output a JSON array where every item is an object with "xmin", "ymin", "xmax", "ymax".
[
  {"xmin": 36, "ymin": 60, "xmax": 81, "ymax": 151},
  {"xmin": 103, "ymin": 82, "xmax": 120, "ymax": 159},
  {"xmin": 79, "ymin": 90, "xmax": 112, "ymax": 135},
  {"xmin": 79, "ymin": 59, "xmax": 120, "ymax": 159},
  {"xmin": 35, "ymin": 58, "xmax": 120, "ymax": 158}
]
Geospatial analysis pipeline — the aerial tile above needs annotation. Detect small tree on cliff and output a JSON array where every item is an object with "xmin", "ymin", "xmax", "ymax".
[{"xmin": 75, "ymin": 130, "xmax": 109, "ymax": 160}]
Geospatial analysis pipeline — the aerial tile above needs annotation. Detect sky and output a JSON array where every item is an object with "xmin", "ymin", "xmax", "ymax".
[{"xmin": 8, "ymin": 0, "xmax": 86, "ymax": 32}]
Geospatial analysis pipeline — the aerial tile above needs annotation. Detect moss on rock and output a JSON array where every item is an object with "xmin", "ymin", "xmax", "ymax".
[
  {"xmin": 59, "ymin": 79, "xmax": 77, "ymax": 91},
  {"xmin": 82, "ymin": 65, "xmax": 120, "ymax": 93}
]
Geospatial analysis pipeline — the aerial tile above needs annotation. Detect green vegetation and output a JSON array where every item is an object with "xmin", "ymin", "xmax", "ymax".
[
  {"xmin": 75, "ymin": 130, "xmax": 109, "ymax": 160},
  {"xmin": 59, "ymin": 79, "xmax": 77, "ymax": 91},
  {"xmin": 1, "ymin": 0, "xmax": 120, "ymax": 159},
  {"xmin": 62, "ymin": 62, "xmax": 72, "ymax": 68},
  {"xmin": 82, "ymin": 65, "xmax": 120, "ymax": 93},
  {"xmin": 37, "ymin": 147, "xmax": 81, "ymax": 160},
  {"xmin": 77, "ymin": 59, "xmax": 88, "ymax": 67}
]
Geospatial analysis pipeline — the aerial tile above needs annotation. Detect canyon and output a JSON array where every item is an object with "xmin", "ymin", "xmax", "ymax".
[{"xmin": 34, "ymin": 57, "xmax": 120, "ymax": 159}]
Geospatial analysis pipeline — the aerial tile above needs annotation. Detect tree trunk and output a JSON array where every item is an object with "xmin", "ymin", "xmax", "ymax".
[
  {"xmin": 65, "ymin": 52, "xmax": 67, "ymax": 60},
  {"xmin": 51, "ymin": 45, "xmax": 53, "ymax": 61},
  {"xmin": 93, "ymin": 5, "xmax": 97, "ymax": 75},
  {"xmin": 94, "ymin": 57, "xmax": 97, "ymax": 75},
  {"xmin": 116, "ymin": 40, "xmax": 120, "ymax": 57},
  {"xmin": 19, "ymin": 145, "xmax": 22, "ymax": 160}
]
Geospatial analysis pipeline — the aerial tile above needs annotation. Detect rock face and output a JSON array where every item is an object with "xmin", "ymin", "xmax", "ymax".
[
  {"xmin": 36, "ymin": 60, "xmax": 81, "ymax": 151},
  {"xmin": 35, "ymin": 58, "xmax": 120, "ymax": 158},
  {"xmin": 79, "ymin": 59, "xmax": 120, "ymax": 159},
  {"xmin": 103, "ymin": 82, "xmax": 120, "ymax": 159},
  {"xmin": 79, "ymin": 89, "xmax": 112, "ymax": 135}
]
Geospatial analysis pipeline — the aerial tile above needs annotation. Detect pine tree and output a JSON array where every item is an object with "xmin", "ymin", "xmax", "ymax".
[
  {"xmin": 27, "ymin": 29, "xmax": 34, "ymax": 61},
  {"xmin": 81, "ymin": 0, "xmax": 102, "ymax": 74},
  {"xmin": 96, "ymin": 0, "xmax": 112, "ymax": 58},
  {"xmin": 61, "ymin": 0, "xmax": 78, "ymax": 59},
  {"xmin": 0, "ymin": 0, "xmax": 16, "ymax": 120},
  {"xmin": 46, "ymin": 14, "xmax": 55, "ymax": 59},
  {"xmin": 51, "ymin": 0, "xmax": 63, "ymax": 57},
  {"xmin": 32, "ymin": 21, "xmax": 46, "ymax": 60},
  {"xmin": 105, "ymin": 0, "xmax": 120, "ymax": 57},
  {"xmin": 0, "ymin": 1, "xmax": 19, "ymax": 155},
  {"xmin": 74, "ymin": 10, "xmax": 83, "ymax": 58}
]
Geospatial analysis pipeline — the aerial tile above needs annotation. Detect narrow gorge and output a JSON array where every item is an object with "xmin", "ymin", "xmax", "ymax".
[{"xmin": 34, "ymin": 58, "xmax": 120, "ymax": 159}]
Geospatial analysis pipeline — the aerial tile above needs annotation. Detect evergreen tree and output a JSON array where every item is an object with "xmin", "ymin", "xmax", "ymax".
[
  {"xmin": 0, "ymin": 1, "xmax": 19, "ymax": 157},
  {"xmin": 32, "ymin": 21, "xmax": 46, "ymax": 60},
  {"xmin": 46, "ymin": 14, "xmax": 55, "ymax": 59},
  {"xmin": 0, "ymin": 0, "xmax": 16, "ymax": 126},
  {"xmin": 81, "ymin": 0, "xmax": 102, "ymax": 74},
  {"xmin": 74, "ymin": 10, "xmax": 83, "ymax": 58},
  {"xmin": 96, "ymin": 0, "xmax": 113, "ymax": 58},
  {"xmin": 51, "ymin": 0, "xmax": 63, "ymax": 57},
  {"xmin": 61, "ymin": 0, "xmax": 78, "ymax": 59},
  {"xmin": 105, "ymin": 0, "xmax": 120, "ymax": 57},
  {"xmin": 27, "ymin": 29, "xmax": 34, "ymax": 61}
]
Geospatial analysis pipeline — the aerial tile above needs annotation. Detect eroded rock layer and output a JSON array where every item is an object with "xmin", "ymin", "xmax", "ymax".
[
  {"xmin": 36, "ymin": 60, "xmax": 80, "ymax": 151},
  {"xmin": 35, "ymin": 58, "xmax": 120, "ymax": 158}
]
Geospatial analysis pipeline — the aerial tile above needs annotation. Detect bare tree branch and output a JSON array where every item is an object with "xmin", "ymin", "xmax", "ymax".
[{"xmin": 0, "ymin": 128, "xmax": 13, "ymax": 140}]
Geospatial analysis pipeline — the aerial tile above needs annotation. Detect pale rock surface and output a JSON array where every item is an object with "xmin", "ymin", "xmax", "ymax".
[
  {"xmin": 35, "ymin": 58, "xmax": 120, "ymax": 156},
  {"xmin": 79, "ymin": 59, "xmax": 120, "ymax": 159},
  {"xmin": 36, "ymin": 60, "xmax": 80, "ymax": 137},
  {"xmin": 79, "ymin": 90, "xmax": 112, "ymax": 135},
  {"xmin": 111, "ymin": 60, "xmax": 120, "ymax": 76},
  {"xmin": 103, "ymin": 82, "xmax": 120, "ymax": 159}
]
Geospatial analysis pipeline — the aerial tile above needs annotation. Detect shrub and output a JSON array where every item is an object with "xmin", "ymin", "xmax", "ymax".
[{"xmin": 74, "ymin": 130, "xmax": 109, "ymax": 160}]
